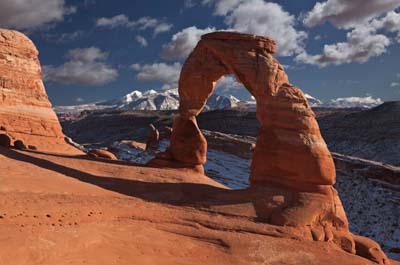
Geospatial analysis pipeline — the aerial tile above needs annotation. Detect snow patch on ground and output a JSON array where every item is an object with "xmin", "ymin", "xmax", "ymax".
[
  {"xmin": 205, "ymin": 149, "xmax": 250, "ymax": 189},
  {"xmin": 335, "ymin": 170, "xmax": 400, "ymax": 260}
]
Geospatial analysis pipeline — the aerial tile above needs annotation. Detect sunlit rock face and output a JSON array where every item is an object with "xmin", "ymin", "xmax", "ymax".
[
  {"xmin": 0, "ymin": 29, "xmax": 79, "ymax": 154},
  {"xmin": 168, "ymin": 31, "xmax": 335, "ymax": 189},
  {"xmin": 148, "ymin": 31, "xmax": 390, "ymax": 264}
]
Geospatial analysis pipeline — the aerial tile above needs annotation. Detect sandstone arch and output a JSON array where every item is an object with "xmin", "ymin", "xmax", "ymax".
[
  {"xmin": 165, "ymin": 32, "xmax": 335, "ymax": 192},
  {"xmin": 149, "ymin": 32, "xmax": 390, "ymax": 263}
]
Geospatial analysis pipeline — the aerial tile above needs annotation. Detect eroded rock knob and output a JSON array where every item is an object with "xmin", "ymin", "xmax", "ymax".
[
  {"xmin": 146, "ymin": 124, "xmax": 160, "ymax": 151},
  {"xmin": 14, "ymin": 140, "xmax": 27, "ymax": 150},
  {"xmin": 87, "ymin": 149, "xmax": 117, "ymax": 160},
  {"xmin": 0, "ymin": 134, "xmax": 11, "ymax": 148}
]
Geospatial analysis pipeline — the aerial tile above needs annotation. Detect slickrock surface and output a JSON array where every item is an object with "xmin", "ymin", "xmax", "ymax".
[
  {"xmin": 58, "ymin": 108, "xmax": 400, "ymax": 259},
  {"xmin": 1, "ymin": 147, "xmax": 398, "ymax": 265},
  {"xmin": 0, "ymin": 29, "xmax": 80, "ymax": 154}
]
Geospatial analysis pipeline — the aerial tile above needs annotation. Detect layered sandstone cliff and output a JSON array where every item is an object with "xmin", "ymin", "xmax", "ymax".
[{"xmin": 0, "ymin": 29, "xmax": 79, "ymax": 154}]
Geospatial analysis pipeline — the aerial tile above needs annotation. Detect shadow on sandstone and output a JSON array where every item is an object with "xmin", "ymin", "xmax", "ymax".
[
  {"xmin": 0, "ymin": 144, "xmax": 392, "ymax": 264},
  {"xmin": 1, "ymin": 147, "xmax": 291, "ymax": 224},
  {"xmin": 0, "ymin": 148, "xmax": 258, "ymax": 209},
  {"xmin": 13, "ymin": 148, "xmax": 144, "ymax": 167}
]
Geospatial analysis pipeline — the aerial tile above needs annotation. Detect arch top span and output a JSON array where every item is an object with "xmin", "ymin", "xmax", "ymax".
[
  {"xmin": 178, "ymin": 31, "xmax": 289, "ymax": 118},
  {"xmin": 202, "ymin": 31, "xmax": 276, "ymax": 54}
]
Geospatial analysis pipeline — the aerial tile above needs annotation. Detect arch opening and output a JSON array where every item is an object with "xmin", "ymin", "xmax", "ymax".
[{"xmin": 212, "ymin": 74, "xmax": 253, "ymax": 105}]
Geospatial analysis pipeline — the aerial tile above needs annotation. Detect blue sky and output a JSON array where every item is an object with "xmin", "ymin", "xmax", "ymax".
[{"xmin": 1, "ymin": 0, "xmax": 400, "ymax": 105}]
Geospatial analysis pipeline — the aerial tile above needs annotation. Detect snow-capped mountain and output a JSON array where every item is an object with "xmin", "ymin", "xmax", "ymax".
[
  {"xmin": 205, "ymin": 94, "xmax": 241, "ymax": 110},
  {"xmin": 305, "ymin": 93, "xmax": 323, "ymax": 107},
  {"xmin": 304, "ymin": 94, "xmax": 383, "ymax": 109},
  {"xmin": 323, "ymin": 96, "xmax": 383, "ymax": 109},
  {"xmin": 111, "ymin": 88, "xmax": 241, "ymax": 111},
  {"xmin": 113, "ymin": 88, "xmax": 180, "ymax": 111},
  {"xmin": 54, "ymin": 88, "xmax": 384, "ymax": 115},
  {"xmin": 54, "ymin": 88, "xmax": 242, "ymax": 114}
]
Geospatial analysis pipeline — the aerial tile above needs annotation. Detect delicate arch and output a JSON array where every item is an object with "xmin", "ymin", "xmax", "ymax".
[{"xmin": 160, "ymin": 32, "xmax": 335, "ymax": 191}]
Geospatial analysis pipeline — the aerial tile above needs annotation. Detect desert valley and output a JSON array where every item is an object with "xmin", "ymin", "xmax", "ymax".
[{"xmin": 1, "ymin": 1, "xmax": 400, "ymax": 265}]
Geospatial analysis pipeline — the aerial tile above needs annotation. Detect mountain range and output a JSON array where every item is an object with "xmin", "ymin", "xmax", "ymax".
[
  {"xmin": 54, "ymin": 88, "xmax": 384, "ymax": 114},
  {"xmin": 54, "ymin": 88, "xmax": 241, "ymax": 114}
]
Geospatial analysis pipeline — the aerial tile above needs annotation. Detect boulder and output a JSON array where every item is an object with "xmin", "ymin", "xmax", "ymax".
[
  {"xmin": 0, "ymin": 29, "xmax": 81, "ymax": 154},
  {"xmin": 128, "ymin": 141, "xmax": 146, "ymax": 150},
  {"xmin": 28, "ymin": 145, "xmax": 37, "ymax": 150},
  {"xmin": 14, "ymin": 140, "xmax": 27, "ymax": 150},
  {"xmin": 145, "ymin": 124, "xmax": 160, "ymax": 151},
  {"xmin": 0, "ymin": 133, "xmax": 11, "ymax": 148}
]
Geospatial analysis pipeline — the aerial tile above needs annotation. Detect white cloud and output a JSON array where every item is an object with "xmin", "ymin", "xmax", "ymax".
[
  {"xmin": 153, "ymin": 23, "xmax": 173, "ymax": 35},
  {"xmin": 96, "ymin": 14, "xmax": 129, "ymax": 28},
  {"xmin": 43, "ymin": 47, "xmax": 118, "ymax": 86},
  {"xmin": 202, "ymin": 0, "xmax": 242, "ymax": 16},
  {"xmin": 163, "ymin": 1, "xmax": 306, "ymax": 60},
  {"xmin": 296, "ymin": 25, "xmax": 391, "ymax": 66},
  {"xmin": 304, "ymin": 0, "xmax": 400, "ymax": 29},
  {"xmin": 67, "ymin": 47, "xmax": 108, "ymax": 62},
  {"xmin": 135, "ymin": 35, "xmax": 148, "ymax": 47},
  {"xmin": 76, "ymin": 97, "xmax": 84, "ymax": 103},
  {"xmin": 96, "ymin": 15, "xmax": 172, "ymax": 35},
  {"xmin": 215, "ymin": 75, "xmax": 245, "ymax": 93},
  {"xmin": 314, "ymin": 35, "xmax": 322, "ymax": 40},
  {"xmin": 131, "ymin": 62, "xmax": 182, "ymax": 88},
  {"xmin": 43, "ymin": 30, "xmax": 83, "ymax": 43},
  {"xmin": 390, "ymin": 82, "xmax": 400, "ymax": 87},
  {"xmin": 183, "ymin": 0, "xmax": 196, "ymax": 8},
  {"xmin": 203, "ymin": 0, "xmax": 307, "ymax": 56},
  {"xmin": 325, "ymin": 96, "xmax": 383, "ymax": 108},
  {"xmin": 371, "ymin": 11, "xmax": 400, "ymax": 42},
  {"xmin": 161, "ymin": 26, "xmax": 216, "ymax": 60},
  {"xmin": 130, "ymin": 63, "xmax": 141, "ymax": 71},
  {"xmin": 300, "ymin": 2, "xmax": 400, "ymax": 67},
  {"xmin": 299, "ymin": 10, "xmax": 400, "ymax": 67},
  {"xmin": 0, "ymin": 0, "xmax": 76, "ymax": 31}
]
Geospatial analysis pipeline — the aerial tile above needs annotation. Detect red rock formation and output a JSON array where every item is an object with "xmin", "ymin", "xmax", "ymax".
[
  {"xmin": 145, "ymin": 124, "xmax": 160, "ymax": 151},
  {"xmin": 4, "ymin": 148, "xmax": 398, "ymax": 265},
  {"xmin": 128, "ymin": 140, "xmax": 146, "ymax": 151},
  {"xmin": 148, "ymin": 31, "xmax": 389, "ymax": 264},
  {"xmin": 0, "ymin": 29, "xmax": 80, "ymax": 154},
  {"xmin": 154, "ymin": 32, "xmax": 334, "ymax": 188},
  {"xmin": 13, "ymin": 140, "xmax": 27, "ymax": 150},
  {"xmin": 87, "ymin": 149, "xmax": 117, "ymax": 160},
  {"xmin": 0, "ymin": 133, "xmax": 11, "ymax": 148}
]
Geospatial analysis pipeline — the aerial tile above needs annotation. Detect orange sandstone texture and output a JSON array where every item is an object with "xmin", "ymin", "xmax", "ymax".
[
  {"xmin": 149, "ymin": 31, "xmax": 390, "ymax": 264},
  {"xmin": 3, "ymin": 148, "xmax": 398, "ymax": 265},
  {"xmin": 0, "ymin": 29, "xmax": 80, "ymax": 154}
]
